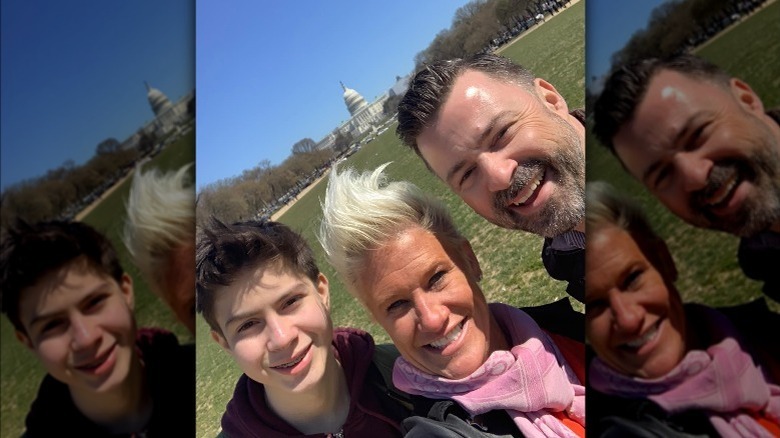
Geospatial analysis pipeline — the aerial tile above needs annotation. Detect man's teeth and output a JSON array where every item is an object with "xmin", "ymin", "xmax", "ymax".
[
  {"xmin": 429, "ymin": 321, "xmax": 464, "ymax": 349},
  {"xmin": 274, "ymin": 354, "xmax": 304, "ymax": 369},
  {"xmin": 512, "ymin": 171, "xmax": 544, "ymax": 206},
  {"xmin": 624, "ymin": 324, "xmax": 659, "ymax": 349},
  {"xmin": 706, "ymin": 173, "xmax": 738, "ymax": 206}
]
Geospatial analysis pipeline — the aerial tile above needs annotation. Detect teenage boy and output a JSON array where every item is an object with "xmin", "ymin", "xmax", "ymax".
[
  {"xmin": 196, "ymin": 219, "xmax": 408, "ymax": 437},
  {"xmin": 0, "ymin": 221, "xmax": 194, "ymax": 437}
]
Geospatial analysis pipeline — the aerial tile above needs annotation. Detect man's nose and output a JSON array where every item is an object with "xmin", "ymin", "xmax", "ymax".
[
  {"xmin": 480, "ymin": 153, "xmax": 517, "ymax": 192},
  {"xmin": 674, "ymin": 152, "xmax": 711, "ymax": 193}
]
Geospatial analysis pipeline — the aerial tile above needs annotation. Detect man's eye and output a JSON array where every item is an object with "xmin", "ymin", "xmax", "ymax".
[
  {"xmin": 460, "ymin": 167, "xmax": 475, "ymax": 187},
  {"xmin": 653, "ymin": 166, "xmax": 671, "ymax": 190}
]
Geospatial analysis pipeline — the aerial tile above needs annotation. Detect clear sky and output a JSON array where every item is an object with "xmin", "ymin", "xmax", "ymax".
[
  {"xmin": 0, "ymin": 0, "xmax": 193, "ymax": 191},
  {"xmin": 586, "ymin": 0, "xmax": 675, "ymax": 92},
  {"xmin": 196, "ymin": 1, "xmax": 473, "ymax": 189}
]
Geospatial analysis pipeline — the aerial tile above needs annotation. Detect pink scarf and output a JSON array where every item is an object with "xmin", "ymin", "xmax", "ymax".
[
  {"xmin": 590, "ymin": 307, "xmax": 780, "ymax": 437},
  {"xmin": 393, "ymin": 303, "xmax": 585, "ymax": 438}
]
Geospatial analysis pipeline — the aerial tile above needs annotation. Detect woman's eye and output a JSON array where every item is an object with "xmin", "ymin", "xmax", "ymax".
[
  {"xmin": 623, "ymin": 269, "xmax": 643, "ymax": 290},
  {"xmin": 386, "ymin": 299, "xmax": 408, "ymax": 313},
  {"xmin": 429, "ymin": 271, "xmax": 446, "ymax": 288}
]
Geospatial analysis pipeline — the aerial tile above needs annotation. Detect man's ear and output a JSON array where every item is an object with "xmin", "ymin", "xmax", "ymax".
[
  {"xmin": 120, "ymin": 273, "xmax": 135, "ymax": 310},
  {"xmin": 730, "ymin": 78, "xmax": 765, "ymax": 114},
  {"xmin": 15, "ymin": 330, "xmax": 34, "ymax": 351},
  {"xmin": 316, "ymin": 273, "xmax": 331, "ymax": 311},
  {"xmin": 534, "ymin": 78, "xmax": 569, "ymax": 115},
  {"xmin": 211, "ymin": 330, "xmax": 231, "ymax": 352}
]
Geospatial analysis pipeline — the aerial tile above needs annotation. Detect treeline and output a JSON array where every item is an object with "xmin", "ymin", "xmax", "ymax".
[
  {"xmin": 196, "ymin": 146, "xmax": 335, "ymax": 224},
  {"xmin": 1, "ymin": 134, "xmax": 156, "ymax": 229},
  {"xmin": 611, "ymin": 0, "xmax": 767, "ymax": 68},
  {"xmin": 413, "ymin": 0, "xmax": 570, "ymax": 70}
]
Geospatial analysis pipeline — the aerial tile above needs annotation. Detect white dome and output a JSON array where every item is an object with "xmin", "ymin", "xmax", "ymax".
[
  {"xmin": 146, "ymin": 82, "xmax": 173, "ymax": 116},
  {"xmin": 341, "ymin": 82, "xmax": 367, "ymax": 116}
]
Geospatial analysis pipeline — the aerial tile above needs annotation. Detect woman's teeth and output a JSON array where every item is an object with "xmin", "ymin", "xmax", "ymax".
[{"xmin": 429, "ymin": 320, "xmax": 464, "ymax": 349}]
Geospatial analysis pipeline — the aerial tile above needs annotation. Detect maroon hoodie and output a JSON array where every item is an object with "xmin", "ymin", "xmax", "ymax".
[{"xmin": 220, "ymin": 328, "xmax": 405, "ymax": 438}]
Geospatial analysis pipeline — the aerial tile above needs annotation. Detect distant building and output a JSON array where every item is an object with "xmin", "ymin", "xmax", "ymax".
[
  {"xmin": 317, "ymin": 82, "xmax": 389, "ymax": 150},
  {"xmin": 121, "ymin": 83, "xmax": 194, "ymax": 152}
]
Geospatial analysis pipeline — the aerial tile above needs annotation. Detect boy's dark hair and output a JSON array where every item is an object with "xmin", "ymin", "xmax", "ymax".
[
  {"xmin": 396, "ymin": 53, "xmax": 535, "ymax": 161},
  {"xmin": 0, "ymin": 221, "xmax": 124, "ymax": 333},
  {"xmin": 593, "ymin": 54, "xmax": 731, "ymax": 153},
  {"xmin": 196, "ymin": 219, "xmax": 320, "ymax": 336}
]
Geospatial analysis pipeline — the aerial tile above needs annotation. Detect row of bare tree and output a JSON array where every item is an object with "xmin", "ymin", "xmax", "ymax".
[{"xmin": 0, "ymin": 134, "xmax": 152, "ymax": 229}]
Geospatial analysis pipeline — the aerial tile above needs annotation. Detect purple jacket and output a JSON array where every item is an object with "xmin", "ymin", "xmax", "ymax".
[{"xmin": 221, "ymin": 328, "xmax": 404, "ymax": 438}]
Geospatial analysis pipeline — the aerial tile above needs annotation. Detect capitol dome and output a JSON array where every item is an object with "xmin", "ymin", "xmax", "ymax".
[
  {"xmin": 341, "ymin": 82, "xmax": 368, "ymax": 116},
  {"xmin": 146, "ymin": 81, "xmax": 173, "ymax": 116}
]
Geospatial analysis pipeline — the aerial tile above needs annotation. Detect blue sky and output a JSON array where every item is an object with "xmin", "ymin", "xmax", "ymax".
[
  {"xmin": 0, "ymin": 0, "xmax": 193, "ymax": 191},
  {"xmin": 196, "ymin": 1, "xmax": 473, "ymax": 189},
  {"xmin": 586, "ymin": 0, "xmax": 674, "ymax": 91}
]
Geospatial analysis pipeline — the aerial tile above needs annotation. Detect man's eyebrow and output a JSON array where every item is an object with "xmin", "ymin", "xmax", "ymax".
[{"xmin": 444, "ymin": 110, "xmax": 514, "ymax": 186}]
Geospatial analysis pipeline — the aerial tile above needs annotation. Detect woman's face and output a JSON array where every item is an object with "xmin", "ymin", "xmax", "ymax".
[
  {"xmin": 586, "ymin": 225, "xmax": 687, "ymax": 378},
  {"xmin": 357, "ymin": 226, "xmax": 498, "ymax": 379}
]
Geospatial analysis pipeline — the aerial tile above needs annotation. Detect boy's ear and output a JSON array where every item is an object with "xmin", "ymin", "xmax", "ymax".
[
  {"xmin": 15, "ymin": 330, "xmax": 34, "ymax": 350},
  {"xmin": 120, "ymin": 273, "xmax": 135, "ymax": 310},
  {"xmin": 316, "ymin": 273, "xmax": 330, "ymax": 311},
  {"xmin": 211, "ymin": 330, "xmax": 231, "ymax": 352}
]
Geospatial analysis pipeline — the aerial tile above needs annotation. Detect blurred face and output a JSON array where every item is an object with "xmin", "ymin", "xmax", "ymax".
[
  {"xmin": 357, "ymin": 227, "xmax": 502, "ymax": 379},
  {"xmin": 16, "ymin": 260, "xmax": 138, "ymax": 395},
  {"xmin": 417, "ymin": 70, "xmax": 585, "ymax": 237},
  {"xmin": 163, "ymin": 241, "xmax": 196, "ymax": 335},
  {"xmin": 585, "ymin": 225, "xmax": 687, "ymax": 378},
  {"xmin": 211, "ymin": 266, "xmax": 333, "ymax": 394},
  {"xmin": 613, "ymin": 70, "xmax": 780, "ymax": 237}
]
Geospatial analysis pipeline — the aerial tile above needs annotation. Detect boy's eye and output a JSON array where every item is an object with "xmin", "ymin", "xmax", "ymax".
[
  {"xmin": 85, "ymin": 294, "xmax": 108, "ymax": 310},
  {"xmin": 282, "ymin": 295, "xmax": 302, "ymax": 309},
  {"xmin": 41, "ymin": 319, "xmax": 65, "ymax": 334},
  {"xmin": 237, "ymin": 320, "xmax": 257, "ymax": 333}
]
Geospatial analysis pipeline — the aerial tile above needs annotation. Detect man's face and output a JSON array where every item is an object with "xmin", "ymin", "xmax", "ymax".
[
  {"xmin": 357, "ymin": 227, "xmax": 499, "ymax": 380},
  {"xmin": 17, "ymin": 260, "xmax": 138, "ymax": 395},
  {"xmin": 417, "ymin": 70, "xmax": 585, "ymax": 237},
  {"xmin": 613, "ymin": 70, "xmax": 780, "ymax": 237},
  {"xmin": 585, "ymin": 226, "xmax": 687, "ymax": 379},
  {"xmin": 211, "ymin": 266, "xmax": 334, "ymax": 395}
]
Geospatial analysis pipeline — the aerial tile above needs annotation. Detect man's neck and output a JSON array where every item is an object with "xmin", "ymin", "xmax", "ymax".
[
  {"xmin": 70, "ymin": 355, "xmax": 152, "ymax": 434},
  {"xmin": 265, "ymin": 352, "xmax": 351, "ymax": 435}
]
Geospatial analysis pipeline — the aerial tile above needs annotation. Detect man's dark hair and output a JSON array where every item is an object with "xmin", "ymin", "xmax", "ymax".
[
  {"xmin": 195, "ymin": 219, "xmax": 320, "ymax": 336},
  {"xmin": 0, "ymin": 221, "xmax": 124, "ymax": 333},
  {"xmin": 593, "ymin": 54, "xmax": 731, "ymax": 153},
  {"xmin": 396, "ymin": 53, "xmax": 535, "ymax": 160}
]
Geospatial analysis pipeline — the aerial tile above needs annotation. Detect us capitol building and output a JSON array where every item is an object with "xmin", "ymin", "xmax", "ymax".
[
  {"xmin": 316, "ymin": 82, "xmax": 390, "ymax": 150},
  {"xmin": 120, "ymin": 82, "xmax": 194, "ymax": 151}
]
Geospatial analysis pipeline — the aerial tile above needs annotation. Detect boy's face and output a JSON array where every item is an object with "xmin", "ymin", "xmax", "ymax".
[
  {"xmin": 16, "ymin": 259, "xmax": 137, "ymax": 394},
  {"xmin": 211, "ymin": 266, "xmax": 333, "ymax": 395}
]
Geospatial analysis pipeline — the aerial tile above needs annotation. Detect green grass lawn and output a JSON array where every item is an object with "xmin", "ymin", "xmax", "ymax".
[
  {"xmin": 0, "ymin": 131, "xmax": 195, "ymax": 438},
  {"xmin": 586, "ymin": 1, "xmax": 780, "ymax": 308},
  {"xmin": 195, "ymin": 4, "xmax": 585, "ymax": 437}
]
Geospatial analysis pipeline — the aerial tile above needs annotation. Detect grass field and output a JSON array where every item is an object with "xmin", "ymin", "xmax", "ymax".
[
  {"xmin": 195, "ymin": 3, "xmax": 585, "ymax": 437},
  {"xmin": 0, "ymin": 131, "xmax": 195, "ymax": 438},
  {"xmin": 586, "ymin": 0, "xmax": 780, "ymax": 308}
]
